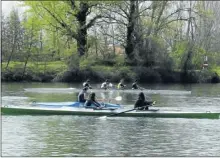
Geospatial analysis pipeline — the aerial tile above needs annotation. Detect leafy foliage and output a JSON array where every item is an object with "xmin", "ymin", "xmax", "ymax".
[{"xmin": 2, "ymin": 1, "xmax": 220, "ymax": 83}]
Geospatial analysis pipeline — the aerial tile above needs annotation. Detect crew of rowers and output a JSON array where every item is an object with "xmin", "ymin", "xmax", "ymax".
[
  {"xmin": 78, "ymin": 79, "xmax": 154, "ymax": 110},
  {"xmin": 82, "ymin": 79, "xmax": 141, "ymax": 90}
]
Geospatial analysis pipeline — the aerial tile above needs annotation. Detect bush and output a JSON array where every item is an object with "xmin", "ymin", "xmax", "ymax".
[
  {"xmin": 2, "ymin": 71, "xmax": 14, "ymax": 81},
  {"xmin": 210, "ymin": 72, "xmax": 220, "ymax": 83},
  {"xmin": 53, "ymin": 69, "xmax": 80, "ymax": 82},
  {"xmin": 109, "ymin": 66, "xmax": 133, "ymax": 82},
  {"xmin": 53, "ymin": 67, "xmax": 104, "ymax": 82},
  {"xmin": 133, "ymin": 67, "xmax": 161, "ymax": 83},
  {"xmin": 79, "ymin": 57, "xmax": 95, "ymax": 69},
  {"xmin": 95, "ymin": 58, "xmax": 116, "ymax": 66},
  {"xmin": 181, "ymin": 70, "xmax": 199, "ymax": 83},
  {"xmin": 180, "ymin": 70, "xmax": 215, "ymax": 83},
  {"xmin": 156, "ymin": 68, "xmax": 177, "ymax": 83}
]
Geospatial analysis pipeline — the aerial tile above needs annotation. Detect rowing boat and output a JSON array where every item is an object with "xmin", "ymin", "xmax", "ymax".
[
  {"xmin": 31, "ymin": 101, "xmax": 121, "ymax": 109},
  {"xmin": 1, "ymin": 106, "xmax": 219, "ymax": 119},
  {"xmin": 24, "ymin": 88, "xmax": 191, "ymax": 95}
]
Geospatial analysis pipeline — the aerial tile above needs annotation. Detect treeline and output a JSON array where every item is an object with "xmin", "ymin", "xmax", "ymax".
[{"xmin": 2, "ymin": 1, "xmax": 220, "ymax": 83}]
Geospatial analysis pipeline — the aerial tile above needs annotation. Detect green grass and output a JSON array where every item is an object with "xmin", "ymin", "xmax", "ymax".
[{"xmin": 2, "ymin": 61, "xmax": 67, "ymax": 73}]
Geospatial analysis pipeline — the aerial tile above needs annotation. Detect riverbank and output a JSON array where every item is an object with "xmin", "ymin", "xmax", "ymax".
[{"xmin": 1, "ymin": 62, "xmax": 219, "ymax": 83}]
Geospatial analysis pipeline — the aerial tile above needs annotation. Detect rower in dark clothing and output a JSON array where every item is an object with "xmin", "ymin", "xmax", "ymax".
[
  {"xmin": 117, "ymin": 79, "xmax": 126, "ymax": 89},
  {"xmin": 78, "ymin": 87, "xmax": 88, "ymax": 103},
  {"xmin": 132, "ymin": 80, "xmax": 139, "ymax": 89},
  {"xmin": 134, "ymin": 92, "xmax": 153, "ymax": 110},
  {"xmin": 83, "ymin": 79, "xmax": 92, "ymax": 89},
  {"xmin": 84, "ymin": 92, "xmax": 101, "ymax": 108}
]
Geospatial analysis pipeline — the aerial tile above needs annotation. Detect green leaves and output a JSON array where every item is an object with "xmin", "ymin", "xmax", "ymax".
[{"xmin": 170, "ymin": 41, "xmax": 188, "ymax": 69}]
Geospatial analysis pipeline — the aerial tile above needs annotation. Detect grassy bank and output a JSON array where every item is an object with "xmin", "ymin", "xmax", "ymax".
[
  {"xmin": 1, "ymin": 61, "xmax": 220, "ymax": 83},
  {"xmin": 1, "ymin": 61, "xmax": 66, "ymax": 82}
]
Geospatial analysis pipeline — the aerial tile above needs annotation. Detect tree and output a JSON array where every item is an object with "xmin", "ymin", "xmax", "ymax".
[
  {"xmin": 21, "ymin": 14, "xmax": 41, "ymax": 78},
  {"xmin": 23, "ymin": 1, "xmax": 103, "ymax": 58},
  {"xmin": 4, "ymin": 9, "xmax": 23, "ymax": 70}
]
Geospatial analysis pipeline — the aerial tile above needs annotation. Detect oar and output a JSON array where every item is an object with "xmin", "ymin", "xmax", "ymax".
[
  {"xmin": 138, "ymin": 86, "xmax": 148, "ymax": 91},
  {"xmin": 132, "ymin": 86, "xmax": 145, "ymax": 90},
  {"xmin": 140, "ymin": 87, "xmax": 145, "ymax": 90},
  {"xmin": 99, "ymin": 101, "xmax": 156, "ymax": 119}
]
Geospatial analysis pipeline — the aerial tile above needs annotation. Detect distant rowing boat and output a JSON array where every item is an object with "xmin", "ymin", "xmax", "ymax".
[
  {"xmin": 1, "ymin": 106, "xmax": 219, "ymax": 119},
  {"xmin": 24, "ymin": 88, "xmax": 191, "ymax": 95}
]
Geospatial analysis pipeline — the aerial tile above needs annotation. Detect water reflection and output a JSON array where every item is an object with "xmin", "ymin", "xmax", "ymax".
[{"xmin": 2, "ymin": 116, "xmax": 220, "ymax": 157}]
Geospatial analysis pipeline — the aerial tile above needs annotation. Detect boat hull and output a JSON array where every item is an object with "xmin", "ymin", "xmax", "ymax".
[
  {"xmin": 1, "ymin": 106, "xmax": 219, "ymax": 119},
  {"xmin": 31, "ymin": 101, "xmax": 121, "ymax": 109}
]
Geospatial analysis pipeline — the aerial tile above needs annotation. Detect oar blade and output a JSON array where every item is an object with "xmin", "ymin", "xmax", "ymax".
[
  {"xmin": 115, "ymin": 96, "xmax": 122, "ymax": 101},
  {"xmin": 98, "ymin": 116, "xmax": 107, "ymax": 120}
]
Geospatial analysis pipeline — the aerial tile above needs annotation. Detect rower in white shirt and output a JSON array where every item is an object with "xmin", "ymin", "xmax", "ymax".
[{"xmin": 101, "ymin": 79, "xmax": 113, "ymax": 90}]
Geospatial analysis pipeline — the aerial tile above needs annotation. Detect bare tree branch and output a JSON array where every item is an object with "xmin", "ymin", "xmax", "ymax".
[
  {"xmin": 118, "ymin": 4, "xmax": 129, "ymax": 18},
  {"xmin": 84, "ymin": 15, "xmax": 102, "ymax": 29},
  {"xmin": 101, "ymin": 15, "xmax": 127, "ymax": 26},
  {"xmin": 157, "ymin": 18, "xmax": 189, "ymax": 32}
]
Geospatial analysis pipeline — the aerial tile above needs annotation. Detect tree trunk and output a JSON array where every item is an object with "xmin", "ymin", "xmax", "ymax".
[
  {"xmin": 125, "ymin": 0, "xmax": 136, "ymax": 62},
  {"xmin": 112, "ymin": 24, "xmax": 116, "ymax": 56},
  {"xmin": 154, "ymin": 1, "xmax": 168, "ymax": 36},
  {"xmin": 181, "ymin": 2, "xmax": 195, "ymax": 82},
  {"xmin": 76, "ymin": 29, "xmax": 87, "ymax": 57},
  {"xmin": 94, "ymin": 27, "xmax": 98, "ymax": 58},
  {"xmin": 22, "ymin": 54, "xmax": 30, "ymax": 78},
  {"xmin": 5, "ymin": 37, "xmax": 17, "ymax": 70},
  {"xmin": 147, "ymin": 1, "xmax": 157, "ymax": 36},
  {"xmin": 76, "ymin": 2, "xmax": 89, "ymax": 57}
]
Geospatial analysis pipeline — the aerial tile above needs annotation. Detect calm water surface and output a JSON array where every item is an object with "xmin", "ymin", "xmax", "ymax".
[{"xmin": 1, "ymin": 82, "xmax": 220, "ymax": 157}]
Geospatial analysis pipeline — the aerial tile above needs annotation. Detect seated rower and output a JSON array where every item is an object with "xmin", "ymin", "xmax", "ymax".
[
  {"xmin": 101, "ymin": 79, "xmax": 113, "ymax": 90},
  {"xmin": 84, "ymin": 92, "xmax": 101, "ymax": 108},
  {"xmin": 78, "ymin": 87, "xmax": 88, "ymax": 103},
  {"xmin": 134, "ymin": 92, "xmax": 154, "ymax": 110},
  {"xmin": 117, "ymin": 79, "xmax": 126, "ymax": 89},
  {"xmin": 132, "ymin": 80, "xmax": 139, "ymax": 89},
  {"xmin": 83, "ymin": 79, "xmax": 92, "ymax": 89}
]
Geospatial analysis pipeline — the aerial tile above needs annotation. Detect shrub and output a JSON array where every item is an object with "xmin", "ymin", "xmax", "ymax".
[
  {"xmin": 156, "ymin": 68, "xmax": 177, "ymax": 83},
  {"xmin": 133, "ymin": 67, "xmax": 161, "ymax": 83},
  {"xmin": 53, "ymin": 69, "xmax": 80, "ymax": 82},
  {"xmin": 210, "ymin": 72, "xmax": 220, "ymax": 83}
]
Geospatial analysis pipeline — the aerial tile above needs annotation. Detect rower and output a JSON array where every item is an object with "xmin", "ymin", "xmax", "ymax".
[
  {"xmin": 78, "ymin": 87, "xmax": 88, "ymax": 103},
  {"xmin": 84, "ymin": 92, "xmax": 101, "ymax": 108},
  {"xmin": 101, "ymin": 79, "xmax": 113, "ymax": 90},
  {"xmin": 134, "ymin": 92, "xmax": 154, "ymax": 110},
  {"xmin": 132, "ymin": 80, "xmax": 139, "ymax": 89},
  {"xmin": 117, "ymin": 79, "xmax": 126, "ymax": 89},
  {"xmin": 83, "ymin": 79, "xmax": 92, "ymax": 89}
]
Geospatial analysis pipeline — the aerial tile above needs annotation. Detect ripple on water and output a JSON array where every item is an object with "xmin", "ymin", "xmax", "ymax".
[
  {"xmin": 2, "ymin": 82, "xmax": 220, "ymax": 157},
  {"xmin": 2, "ymin": 115, "xmax": 220, "ymax": 157}
]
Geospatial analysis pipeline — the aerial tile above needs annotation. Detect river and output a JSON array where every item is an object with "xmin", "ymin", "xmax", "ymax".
[{"xmin": 1, "ymin": 82, "xmax": 220, "ymax": 156}]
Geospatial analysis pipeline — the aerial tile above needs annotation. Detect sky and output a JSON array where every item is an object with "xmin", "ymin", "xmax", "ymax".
[{"xmin": 2, "ymin": 1, "xmax": 25, "ymax": 16}]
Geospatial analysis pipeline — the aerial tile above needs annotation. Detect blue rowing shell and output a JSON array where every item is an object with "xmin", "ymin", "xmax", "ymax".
[{"xmin": 31, "ymin": 101, "xmax": 121, "ymax": 109}]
